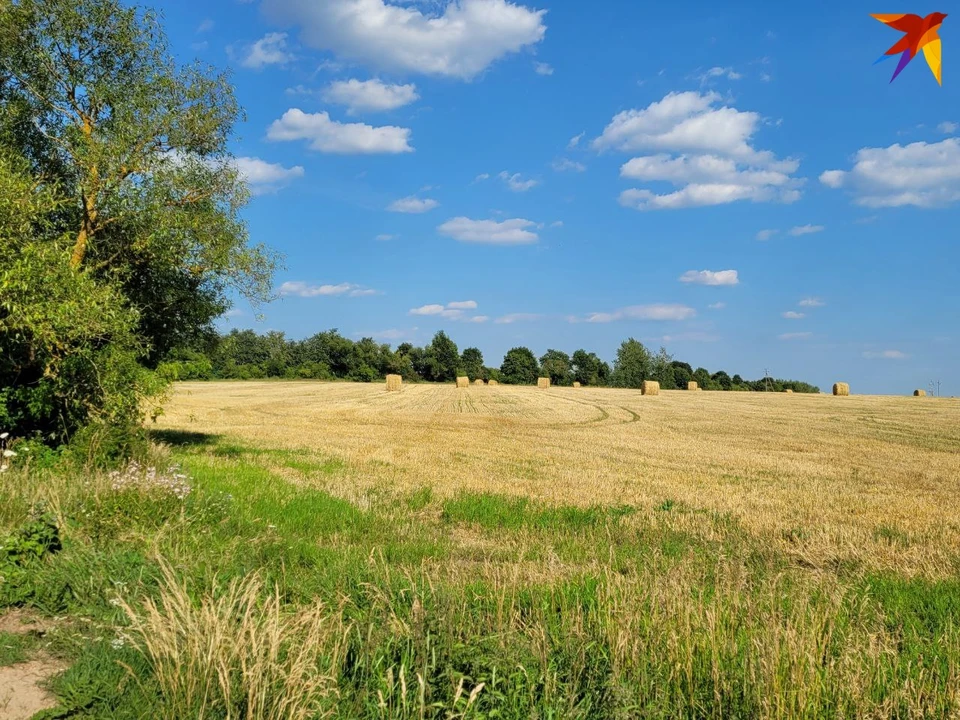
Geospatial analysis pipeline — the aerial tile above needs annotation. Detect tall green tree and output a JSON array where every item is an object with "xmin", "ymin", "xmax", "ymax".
[
  {"xmin": 650, "ymin": 346, "xmax": 675, "ymax": 389},
  {"xmin": 611, "ymin": 338, "xmax": 651, "ymax": 389},
  {"xmin": 539, "ymin": 349, "xmax": 572, "ymax": 386},
  {"xmin": 0, "ymin": 0, "xmax": 276, "ymax": 451},
  {"xmin": 500, "ymin": 347, "xmax": 539, "ymax": 385},
  {"xmin": 428, "ymin": 331, "xmax": 460, "ymax": 382},
  {"xmin": 461, "ymin": 347, "xmax": 484, "ymax": 381}
]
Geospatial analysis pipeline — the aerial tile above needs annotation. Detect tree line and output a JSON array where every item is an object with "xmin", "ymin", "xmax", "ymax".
[{"xmin": 160, "ymin": 329, "xmax": 821, "ymax": 393}]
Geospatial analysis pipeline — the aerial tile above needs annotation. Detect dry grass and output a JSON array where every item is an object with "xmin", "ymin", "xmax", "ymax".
[
  {"xmin": 833, "ymin": 382, "xmax": 850, "ymax": 396},
  {"xmin": 385, "ymin": 375, "xmax": 402, "ymax": 392},
  {"xmin": 537, "ymin": 378, "xmax": 550, "ymax": 389},
  {"xmin": 157, "ymin": 382, "xmax": 960, "ymax": 576},
  {"xmin": 641, "ymin": 380, "xmax": 660, "ymax": 396}
]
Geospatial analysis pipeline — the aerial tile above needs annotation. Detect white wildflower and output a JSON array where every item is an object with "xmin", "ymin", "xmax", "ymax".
[
  {"xmin": 3, "ymin": 449, "xmax": 16, "ymax": 458},
  {"xmin": 0, "ymin": 432, "xmax": 8, "ymax": 439}
]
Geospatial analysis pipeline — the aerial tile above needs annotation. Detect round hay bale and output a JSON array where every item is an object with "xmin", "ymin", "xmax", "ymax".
[
  {"xmin": 641, "ymin": 380, "xmax": 660, "ymax": 396},
  {"xmin": 914, "ymin": 389, "xmax": 927, "ymax": 397},
  {"xmin": 833, "ymin": 382, "xmax": 850, "ymax": 396},
  {"xmin": 687, "ymin": 381, "xmax": 698, "ymax": 391},
  {"xmin": 784, "ymin": 389, "xmax": 794, "ymax": 394},
  {"xmin": 385, "ymin": 374, "xmax": 402, "ymax": 392},
  {"xmin": 456, "ymin": 376, "xmax": 469, "ymax": 388},
  {"xmin": 474, "ymin": 378, "xmax": 485, "ymax": 386},
  {"xmin": 537, "ymin": 377, "xmax": 551, "ymax": 389},
  {"xmin": 572, "ymin": 381, "xmax": 581, "ymax": 388},
  {"xmin": 488, "ymin": 379, "xmax": 499, "ymax": 387}
]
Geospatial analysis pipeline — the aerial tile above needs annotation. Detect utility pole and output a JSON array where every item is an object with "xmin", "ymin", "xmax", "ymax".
[{"xmin": 764, "ymin": 368, "xmax": 773, "ymax": 392}]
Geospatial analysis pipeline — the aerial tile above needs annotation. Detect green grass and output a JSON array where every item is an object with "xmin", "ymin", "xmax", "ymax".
[{"xmin": 2, "ymin": 435, "xmax": 960, "ymax": 718}]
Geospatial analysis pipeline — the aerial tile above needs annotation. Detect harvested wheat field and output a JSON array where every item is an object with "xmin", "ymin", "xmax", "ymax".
[{"xmin": 159, "ymin": 381, "xmax": 960, "ymax": 576}]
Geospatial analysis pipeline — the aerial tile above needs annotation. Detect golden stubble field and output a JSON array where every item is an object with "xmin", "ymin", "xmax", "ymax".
[{"xmin": 158, "ymin": 381, "xmax": 960, "ymax": 576}]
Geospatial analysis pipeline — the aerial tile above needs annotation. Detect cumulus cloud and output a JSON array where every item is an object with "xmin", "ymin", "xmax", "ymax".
[
  {"xmin": 469, "ymin": 316, "xmax": 490, "ymax": 323},
  {"xmin": 820, "ymin": 139, "xmax": 960, "ymax": 207},
  {"xmin": 576, "ymin": 304, "xmax": 697, "ymax": 323},
  {"xmin": 788, "ymin": 224, "xmax": 824, "ymax": 236},
  {"xmin": 708, "ymin": 302, "xmax": 726, "ymax": 310},
  {"xmin": 499, "ymin": 171, "xmax": 538, "ymax": 192},
  {"xmin": 939, "ymin": 121, "xmax": 958, "ymax": 134},
  {"xmin": 279, "ymin": 281, "xmax": 376, "ymax": 297},
  {"xmin": 799, "ymin": 297, "xmax": 825, "ymax": 307},
  {"xmin": 262, "ymin": 0, "xmax": 546, "ymax": 79},
  {"xmin": 242, "ymin": 32, "xmax": 294, "ymax": 69},
  {"xmin": 323, "ymin": 79, "xmax": 419, "ymax": 114},
  {"xmin": 598, "ymin": 92, "xmax": 802, "ymax": 210},
  {"xmin": 782, "ymin": 311, "xmax": 805, "ymax": 319},
  {"xmin": 474, "ymin": 173, "xmax": 490, "ymax": 182},
  {"xmin": 756, "ymin": 228, "xmax": 778, "ymax": 241},
  {"xmin": 233, "ymin": 157, "xmax": 304, "ymax": 194},
  {"xmin": 409, "ymin": 300, "xmax": 481, "ymax": 321},
  {"xmin": 267, "ymin": 109, "xmax": 413, "ymax": 154},
  {"xmin": 567, "ymin": 131, "xmax": 585, "ymax": 149},
  {"xmin": 388, "ymin": 196, "xmax": 439, "ymax": 213},
  {"xmin": 679, "ymin": 269, "xmax": 739, "ymax": 286},
  {"xmin": 438, "ymin": 217, "xmax": 539, "ymax": 245},
  {"xmin": 863, "ymin": 350, "xmax": 908, "ymax": 359},
  {"xmin": 534, "ymin": 61, "xmax": 554, "ymax": 75},
  {"xmin": 447, "ymin": 300, "xmax": 478, "ymax": 310},
  {"xmin": 778, "ymin": 332, "xmax": 812, "ymax": 340}
]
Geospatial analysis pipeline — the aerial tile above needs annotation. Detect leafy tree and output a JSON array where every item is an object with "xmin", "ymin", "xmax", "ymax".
[
  {"xmin": 572, "ymin": 349, "xmax": 603, "ymax": 386},
  {"xmin": 539, "ymin": 349, "xmax": 572, "ymax": 386},
  {"xmin": 650, "ymin": 346, "xmax": 675, "ymax": 389},
  {"xmin": 0, "ymin": 0, "xmax": 275, "ymax": 452},
  {"xmin": 671, "ymin": 362, "xmax": 693, "ymax": 389},
  {"xmin": 711, "ymin": 370, "xmax": 732, "ymax": 391},
  {"xmin": 461, "ymin": 347, "xmax": 484, "ymax": 381},
  {"xmin": 693, "ymin": 367, "xmax": 713, "ymax": 390},
  {"xmin": 428, "ymin": 331, "xmax": 459, "ymax": 382},
  {"xmin": 611, "ymin": 338, "xmax": 651, "ymax": 389},
  {"xmin": 500, "ymin": 347, "xmax": 539, "ymax": 385}
]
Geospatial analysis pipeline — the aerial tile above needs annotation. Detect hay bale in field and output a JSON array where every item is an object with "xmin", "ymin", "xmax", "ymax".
[
  {"xmin": 687, "ymin": 381, "xmax": 698, "ymax": 391},
  {"xmin": 641, "ymin": 380, "xmax": 660, "ymax": 396},
  {"xmin": 456, "ymin": 376, "xmax": 469, "ymax": 388},
  {"xmin": 474, "ymin": 378, "xmax": 485, "ymax": 386},
  {"xmin": 833, "ymin": 382, "xmax": 850, "ymax": 396},
  {"xmin": 537, "ymin": 377, "xmax": 551, "ymax": 389},
  {"xmin": 385, "ymin": 374, "xmax": 402, "ymax": 392},
  {"xmin": 573, "ymin": 381, "xmax": 581, "ymax": 388},
  {"xmin": 488, "ymin": 379, "xmax": 499, "ymax": 386},
  {"xmin": 784, "ymin": 389, "xmax": 794, "ymax": 394},
  {"xmin": 914, "ymin": 389, "xmax": 927, "ymax": 397}
]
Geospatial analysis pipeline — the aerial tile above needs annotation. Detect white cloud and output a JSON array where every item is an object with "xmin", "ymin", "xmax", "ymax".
[
  {"xmin": 799, "ymin": 297, "xmax": 825, "ymax": 307},
  {"xmin": 263, "ymin": 0, "xmax": 546, "ymax": 79},
  {"xmin": 470, "ymin": 316, "xmax": 490, "ymax": 323},
  {"xmin": 819, "ymin": 170, "xmax": 846, "ymax": 188},
  {"xmin": 369, "ymin": 328, "xmax": 414, "ymax": 341},
  {"xmin": 534, "ymin": 61, "xmax": 554, "ymax": 76},
  {"xmin": 789, "ymin": 224, "xmax": 824, "ymax": 236},
  {"xmin": 697, "ymin": 66, "xmax": 742, "ymax": 83},
  {"xmin": 779, "ymin": 332, "xmax": 812, "ymax": 340},
  {"xmin": 567, "ymin": 131, "xmax": 585, "ymax": 149},
  {"xmin": 438, "ymin": 217, "xmax": 538, "ymax": 245},
  {"xmin": 863, "ymin": 350, "xmax": 908, "ymax": 359},
  {"xmin": 197, "ymin": 19, "xmax": 214, "ymax": 33},
  {"xmin": 499, "ymin": 171, "xmax": 538, "ymax": 192},
  {"xmin": 552, "ymin": 158, "xmax": 586, "ymax": 173},
  {"xmin": 550, "ymin": 220, "xmax": 563, "ymax": 228},
  {"xmin": 756, "ymin": 228, "xmax": 778, "ymax": 241},
  {"xmin": 447, "ymin": 300, "xmax": 478, "ymax": 310},
  {"xmin": 233, "ymin": 157, "xmax": 304, "ymax": 195},
  {"xmin": 375, "ymin": 234, "xmax": 395, "ymax": 241},
  {"xmin": 679, "ymin": 269, "xmax": 739, "ymax": 286},
  {"xmin": 579, "ymin": 304, "xmax": 697, "ymax": 323},
  {"xmin": 224, "ymin": 308, "xmax": 245, "ymax": 318},
  {"xmin": 494, "ymin": 313, "xmax": 540, "ymax": 324},
  {"xmin": 388, "ymin": 196, "xmax": 439, "ymax": 213},
  {"xmin": 599, "ymin": 91, "xmax": 802, "ymax": 210},
  {"xmin": 939, "ymin": 121, "xmax": 958, "ymax": 134},
  {"xmin": 820, "ymin": 139, "xmax": 960, "ymax": 207},
  {"xmin": 474, "ymin": 173, "xmax": 490, "ymax": 182},
  {"xmin": 410, "ymin": 300, "xmax": 480, "ymax": 320},
  {"xmin": 323, "ymin": 79, "xmax": 419, "ymax": 114},
  {"xmin": 409, "ymin": 304, "xmax": 446, "ymax": 316},
  {"xmin": 279, "ymin": 281, "xmax": 376, "ymax": 297},
  {"xmin": 708, "ymin": 302, "xmax": 726, "ymax": 310},
  {"xmin": 267, "ymin": 109, "xmax": 413, "ymax": 154},
  {"xmin": 782, "ymin": 311, "xmax": 805, "ymax": 319},
  {"xmin": 242, "ymin": 32, "xmax": 294, "ymax": 69}
]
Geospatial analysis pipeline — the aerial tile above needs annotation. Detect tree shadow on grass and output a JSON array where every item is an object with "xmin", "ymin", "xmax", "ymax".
[{"xmin": 149, "ymin": 429, "xmax": 220, "ymax": 448}]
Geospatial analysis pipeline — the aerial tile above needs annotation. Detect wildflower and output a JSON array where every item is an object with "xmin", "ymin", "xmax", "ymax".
[
  {"xmin": 3, "ymin": 450, "xmax": 16, "ymax": 458},
  {"xmin": 0, "ymin": 432, "xmax": 8, "ymax": 439},
  {"xmin": 111, "ymin": 637, "xmax": 126, "ymax": 650}
]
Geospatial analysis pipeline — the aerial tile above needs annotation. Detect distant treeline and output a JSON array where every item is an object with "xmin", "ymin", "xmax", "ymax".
[{"xmin": 159, "ymin": 329, "xmax": 821, "ymax": 393}]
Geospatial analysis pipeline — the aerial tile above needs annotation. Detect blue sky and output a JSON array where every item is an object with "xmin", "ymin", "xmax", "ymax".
[{"xmin": 158, "ymin": 0, "xmax": 957, "ymax": 394}]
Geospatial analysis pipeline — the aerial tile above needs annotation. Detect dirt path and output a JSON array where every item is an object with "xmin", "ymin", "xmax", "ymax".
[{"xmin": 0, "ymin": 611, "xmax": 64, "ymax": 720}]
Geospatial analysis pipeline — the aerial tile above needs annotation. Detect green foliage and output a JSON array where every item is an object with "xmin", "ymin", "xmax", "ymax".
[
  {"xmin": 539, "ymin": 348, "xmax": 572, "ymax": 386},
  {"xmin": 460, "ymin": 347, "xmax": 484, "ymax": 381},
  {"xmin": 0, "ymin": 506, "xmax": 62, "ymax": 604},
  {"xmin": 612, "ymin": 338, "xmax": 652, "ymax": 388},
  {"xmin": 500, "ymin": 346, "xmax": 539, "ymax": 385},
  {"xmin": 571, "ymin": 349, "xmax": 609, "ymax": 386}
]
